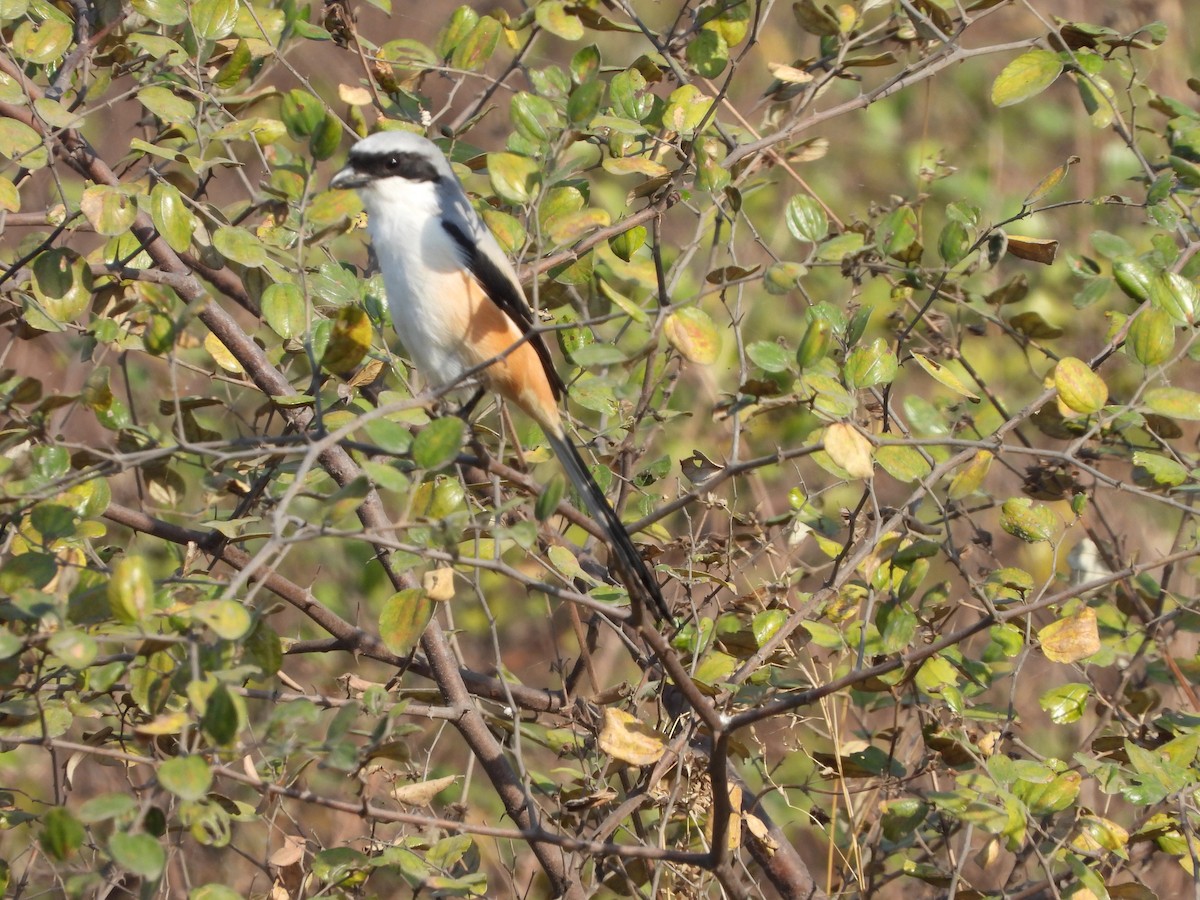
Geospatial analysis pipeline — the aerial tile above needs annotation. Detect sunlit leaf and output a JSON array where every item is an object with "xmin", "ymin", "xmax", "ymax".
[
  {"xmin": 1039, "ymin": 608, "xmax": 1100, "ymax": 663},
  {"xmin": 664, "ymin": 307, "xmax": 720, "ymax": 364},
  {"xmin": 991, "ymin": 49, "xmax": 1064, "ymax": 107},
  {"xmin": 598, "ymin": 708, "xmax": 666, "ymax": 766}
]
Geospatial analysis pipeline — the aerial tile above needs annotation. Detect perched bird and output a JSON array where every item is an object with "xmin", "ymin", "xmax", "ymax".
[{"xmin": 330, "ymin": 130, "xmax": 668, "ymax": 622}]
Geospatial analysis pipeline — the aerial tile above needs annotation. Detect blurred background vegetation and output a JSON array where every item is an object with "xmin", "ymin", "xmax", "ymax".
[{"xmin": 1, "ymin": 0, "xmax": 1199, "ymax": 897}]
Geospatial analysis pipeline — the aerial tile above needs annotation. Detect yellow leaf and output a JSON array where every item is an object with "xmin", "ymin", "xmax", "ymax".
[
  {"xmin": 824, "ymin": 423, "xmax": 873, "ymax": 479},
  {"xmin": 422, "ymin": 568, "xmax": 456, "ymax": 602},
  {"xmin": 598, "ymin": 708, "xmax": 666, "ymax": 766},
  {"xmin": 1039, "ymin": 607, "xmax": 1100, "ymax": 663},
  {"xmin": 204, "ymin": 333, "xmax": 244, "ymax": 374},
  {"xmin": 664, "ymin": 307, "xmax": 720, "ymax": 364},
  {"xmin": 910, "ymin": 352, "xmax": 979, "ymax": 400}
]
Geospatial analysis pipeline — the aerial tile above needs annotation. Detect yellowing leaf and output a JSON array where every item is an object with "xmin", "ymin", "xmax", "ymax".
[
  {"xmin": 766, "ymin": 61, "xmax": 813, "ymax": 84},
  {"xmin": 1023, "ymin": 156, "xmax": 1079, "ymax": 206},
  {"xmin": 204, "ymin": 333, "xmax": 244, "ymax": 373},
  {"xmin": 909, "ymin": 352, "xmax": 979, "ymax": 400},
  {"xmin": 598, "ymin": 708, "xmax": 666, "ymax": 766},
  {"xmin": 824, "ymin": 423, "xmax": 873, "ymax": 479},
  {"xmin": 665, "ymin": 307, "xmax": 720, "ymax": 364},
  {"xmin": 947, "ymin": 449, "xmax": 993, "ymax": 501},
  {"xmin": 422, "ymin": 567, "xmax": 455, "ymax": 602},
  {"xmin": 337, "ymin": 83, "xmax": 373, "ymax": 106},
  {"xmin": 602, "ymin": 156, "xmax": 669, "ymax": 177},
  {"xmin": 379, "ymin": 588, "xmax": 433, "ymax": 656},
  {"xmin": 1054, "ymin": 357, "xmax": 1107, "ymax": 415},
  {"xmin": 991, "ymin": 49, "xmax": 1064, "ymax": 108},
  {"xmin": 320, "ymin": 306, "xmax": 372, "ymax": 375},
  {"xmin": 80, "ymin": 185, "xmax": 138, "ymax": 236},
  {"xmin": 1039, "ymin": 607, "xmax": 1100, "ymax": 663}
]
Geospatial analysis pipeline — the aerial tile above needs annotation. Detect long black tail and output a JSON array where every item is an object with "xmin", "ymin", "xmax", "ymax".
[{"xmin": 546, "ymin": 432, "xmax": 670, "ymax": 622}]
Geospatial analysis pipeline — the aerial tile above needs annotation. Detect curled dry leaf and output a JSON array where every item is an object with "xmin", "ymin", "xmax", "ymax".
[{"xmin": 392, "ymin": 774, "xmax": 457, "ymax": 807}]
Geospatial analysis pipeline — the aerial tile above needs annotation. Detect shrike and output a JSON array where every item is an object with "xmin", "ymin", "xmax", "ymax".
[{"xmin": 330, "ymin": 130, "xmax": 668, "ymax": 622}]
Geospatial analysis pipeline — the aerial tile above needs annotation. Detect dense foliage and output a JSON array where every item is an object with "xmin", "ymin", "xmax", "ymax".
[{"xmin": 1, "ymin": 0, "xmax": 1199, "ymax": 896}]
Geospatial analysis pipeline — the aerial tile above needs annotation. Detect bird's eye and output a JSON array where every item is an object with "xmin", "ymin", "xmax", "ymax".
[{"xmin": 387, "ymin": 156, "xmax": 400, "ymax": 170}]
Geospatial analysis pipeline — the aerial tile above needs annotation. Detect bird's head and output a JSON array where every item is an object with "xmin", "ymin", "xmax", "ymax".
[{"xmin": 329, "ymin": 131, "xmax": 450, "ymax": 197}]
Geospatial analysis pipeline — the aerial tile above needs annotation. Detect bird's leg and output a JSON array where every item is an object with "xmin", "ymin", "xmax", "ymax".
[{"xmin": 455, "ymin": 385, "xmax": 487, "ymax": 421}]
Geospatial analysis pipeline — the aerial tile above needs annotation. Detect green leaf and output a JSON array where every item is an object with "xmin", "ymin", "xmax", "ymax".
[
  {"xmin": 11, "ymin": 18, "xmax": 71, "ymax": 64},
  {"xmin": 310, "ymin": 113, "xmax": 341, "ymax": 161},
  {"xmin": 1015, "ymin": 771, "xmax": 1081, "ymax": 815},
  {"xmin": 31, "ymin": 248, "xmax": 92, "ymax": 322},
  {"xmin": 80, "ymin": 185, "xmax": 138, "ymax": 236},
  {"xmin": 1126, "ymin": 307, "xmax": 1175, "ymax": 366},
  {"xmin": 191, "ymin": 0, "xmax": 239, "ymax": 39},
  {"xmin": 875, "ymin": 445, "xmax": 932, "ymax": 483},
  {"xmin": 260, "ymin": 283, "xmax": 306, "ymax": 339},
  {"xmin": 436, "ymin": 6, "xmax": 478, "ymax": 57},
  {"xmin": 609, "ymin": 225, "xmax": 646, "ymax": 262},
  {"xmin": 1149, "ymin": 271, "xmax": 1197, "ymax": 324},
  {"xmin": 938, "ymin": 220, "xmax": 970, "ymax": 265},
  {"xmin": 877, "ymin": 206, "xmax": 918, "ymax": 258},
  {"xmin": 1000, "ymin": 497, "xmax": 1056, "ymax": 543},
  {"xmin": 201, "ymin": 683, "xmax": 239, "ymax": 745},
  {"xmin": 511, "ymin": 92, "xmax": 559, "ymax": 144},
  {"xmin": 566, "ymin": 80, "xmax": 605, "ymax": 126},
  {"xmin": 137, "ymin": 85, "xmax": 195, "ymax": 123},
  {"xmin": 487, "ymin": 152, "xmax": 540, "ymax": 205},
  {"xmin": 843, "ymin": 338, "xmax": 898, "ymax": 389},
  {"xmin": 47, "ymin": 630, "xmax": 97, "ymax": 669},
  {"xmin": 412, "ymin": 417, "xmax": 465, "ymax": 470},
  {"xmin": 1132, "ymin": 451, "xmax": 1188, "ymax": 487},
  {"xmin": 1039, "ymin": 683, "xmax": 1090, "ymax": 724},
  {"xmin": 108, "ymin": 556, "xmax": 154, "ymax": 624},
  {"xmin": 190, "ymin": 600, "xmax": 252, "ymax": 640},
  {"xmin": 535, "ymin": 473, "xmax": 565, "ymax": 521},
  {"xmin": 785, "ymin": 195, "xmax": 827, "ymax": 243},
  {"xmin": 109, "ymin": 831, "xmax": 166, "ymax": 879},
  {"xmin": 451, "ymin": 16, "xmax": 501, "ymax": 71},
  {"xmin": 662, "ymin": 84, "xmax": 712, "ymax": 136},
  {"xmin": 570, "ymin": 44, "xmax": 600, "ymax": 83},
  {"xmin": 0, "ymin": 118, "xmax": 47, "ymax": 169},
  {"xmin": 41, "ymin": 808, "xmax": 85, "ymax": 861},
  {"xmin": 213, "ymin": 225, "xmax": 267, "ymax": 268},
  {"xmin": 77, "ymin": 793, "xmax": 137, "ymax": 824},
  {"xmin": 685, "ymin": 29, "xmax": 728, "ymax": 77},
  {"xmin": 692, "ymin": 650, "xmax": 738, "ymax": 688},
  {"xmin": 1145, "ymin": 387, "xmax": 1200, "ymax": 421},
  {"xmin": 990, "ymin": 49, "xmax": 1064, "ymax": 107},
  {"xmin": 158, "ymin": 755, "xmax": 213, "ymax": 801},
  {"xmin": 746, "ymin": 340, "xmax": 792, "ymax": 373},
  {"xmin": 379, "ymin": 588, "xmax": 433, "ymax": 656},
  {"xmin": 280, "ymin": 89, "xmax": 324, "ymax": 138},
  {"xmin": 535, "ymin": 1, "xmax": 584, "ymax": 40},
  {"xmin": 149, "ymin": 182, "xmax": 196, "ymax": 254},
  {"xmin": 752, "ymin": 610, "xmax": 787, "ymax": 647}
]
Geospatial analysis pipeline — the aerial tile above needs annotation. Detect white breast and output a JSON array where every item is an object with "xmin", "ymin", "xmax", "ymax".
[{"xmin": 359, "ymin": 179, "xmax": 474, "ymax": 387}]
